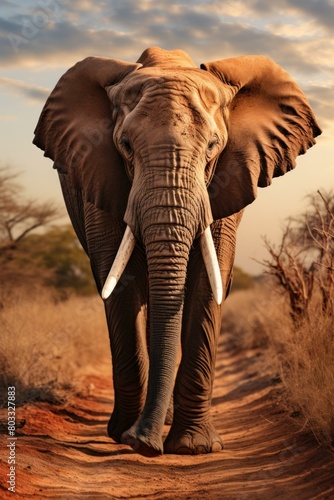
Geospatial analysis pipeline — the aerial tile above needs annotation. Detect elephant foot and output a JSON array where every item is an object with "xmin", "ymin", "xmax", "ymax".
[
  {"xmin": 164, "ymin": 422, "xmax": 224, "ymax": 455},
  {"xmin": 121, "ymin": 422, "xmax": 163, "ymax": 457},
  {"xmin": 107, "ymin": 411, "xmax": 139, "ymax": 443}
]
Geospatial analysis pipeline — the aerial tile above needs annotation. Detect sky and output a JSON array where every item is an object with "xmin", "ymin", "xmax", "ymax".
[{"xmin": 0, "ymin": 0, "xmax": 333, "ymax": 274}]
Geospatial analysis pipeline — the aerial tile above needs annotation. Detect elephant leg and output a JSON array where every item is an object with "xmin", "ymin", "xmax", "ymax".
[
  {"xmin": 164, "ymin": 393, "xmax": 174, "ymax": 425},
  {"xmin": 164, "ymin": 216, "xmax": 240, "ymax": 454},
  {"xmin": 83, "ymin": 206, "xmax": 149, "ymax": 444},
  {"xmin": 105, "ymin": 262, "xmax": 149, "ymax": 443},
  {"xmin": 59, "ymin": 174, "xmax": 149, "ymax": 442},
  {"xmin": 61, "ymin": 191, "xmax": 148, "ymax": 443}
]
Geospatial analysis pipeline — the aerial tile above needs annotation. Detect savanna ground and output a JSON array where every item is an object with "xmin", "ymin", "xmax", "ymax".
[
  {"xmin": 1, "ymin": 180, "xmax": 333, "ymax": 498},
  {"xmin": 1, "ymin": 286, "xmax": 334, "ymax": 500}
]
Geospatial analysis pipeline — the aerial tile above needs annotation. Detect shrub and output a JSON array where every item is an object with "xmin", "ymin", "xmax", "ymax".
[
  {"xmin": 262, "ymin": 191, "xmax": 334, "ymax": 324},
  {"xmin": 231, "ymin": 266, "xmax": 254, "ymax": 292},
  {"xmin": 261, "ymin": 191, "xmax": 334, "ymax": 445}
]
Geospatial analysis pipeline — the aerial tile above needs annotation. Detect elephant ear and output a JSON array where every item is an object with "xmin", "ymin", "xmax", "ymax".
[
  {"xmin": 33, "ymin": 56, "xmax": 141, "ymax": 219},
  {"xmin": 201, "ymin": 55, "xmax": 322, "ymax": 219}
]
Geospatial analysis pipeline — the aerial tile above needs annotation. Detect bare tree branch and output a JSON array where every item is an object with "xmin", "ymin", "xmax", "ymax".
[{"xmin": 261, "ymin": 190, "xmax": 334, "ymax": 323}]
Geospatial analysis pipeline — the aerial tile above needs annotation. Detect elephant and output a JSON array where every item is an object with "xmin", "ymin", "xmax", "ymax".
[{"xmin": 33, "ymin": 46, "xmax": 321, "ymax": 457}]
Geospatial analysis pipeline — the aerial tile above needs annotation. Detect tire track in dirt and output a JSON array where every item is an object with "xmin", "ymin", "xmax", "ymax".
[{"xmin": 1, "ymin": 339, "xmax": 333, "ymax": 499}]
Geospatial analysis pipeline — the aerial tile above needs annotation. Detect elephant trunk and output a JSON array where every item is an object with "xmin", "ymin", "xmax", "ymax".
[
  {"xmin": 103, "ymin": 174, "xmax": 222, "ymax": 456},
  {"xmin": 127, "ymin": 202, "xmax": 196, "ymax": 456}
]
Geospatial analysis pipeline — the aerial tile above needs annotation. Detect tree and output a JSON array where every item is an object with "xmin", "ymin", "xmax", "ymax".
[
  {"xmin": 20, "ymin": 226, "xmax": 96, "ymax": 295},
  {"xmin": 231, "ymin": 266, "xmax": 253, "ymax": 292},
  {"xmin": 262, "ymin": 191, "xmax": 334, "ymax": 323},
  {"xmin": 0, "ymin": 166, "xmax": 62, "ymax": 251},
  {"xmin": 0, "ymin": 166, "xmax": 96, "ymax": 296},
  {"xmin": 0, "ymin": 166, "xmax": 64, "ymax": 297}
]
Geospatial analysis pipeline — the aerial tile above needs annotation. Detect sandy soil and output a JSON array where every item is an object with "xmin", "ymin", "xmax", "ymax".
[{"xmin": 1, "ymin": 338, "xmax": 333, "ymax": 499}]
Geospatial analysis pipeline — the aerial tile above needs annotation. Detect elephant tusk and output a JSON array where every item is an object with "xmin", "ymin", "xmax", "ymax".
[
  {"xmin": 102, "ymin": 226, "xmax": 136, "ymax": 300},
  {"xmin": 199, "ymin": 226, "xmax": 223, "ymax": 305}
]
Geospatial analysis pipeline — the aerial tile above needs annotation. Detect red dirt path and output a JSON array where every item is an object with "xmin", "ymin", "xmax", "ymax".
[{"xmin": 1, "ymin": 340, "xmax": 333, "ymax": 499}]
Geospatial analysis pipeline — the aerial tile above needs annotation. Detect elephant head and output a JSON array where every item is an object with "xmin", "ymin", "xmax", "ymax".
[{"xmin": 33, "ymin": 47, "xmax": 321, "ymax": 455}]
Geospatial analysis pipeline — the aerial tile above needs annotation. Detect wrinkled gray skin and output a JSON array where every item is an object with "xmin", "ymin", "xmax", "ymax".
[{"xmin": 34, "ymin": 47, "xmax": 321, "ymax": 457}]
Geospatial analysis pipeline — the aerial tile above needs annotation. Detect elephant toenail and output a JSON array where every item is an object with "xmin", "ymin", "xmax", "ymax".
[{"xmin": 211, "ymin": 441, "xmax": 223, "ymax": 452}]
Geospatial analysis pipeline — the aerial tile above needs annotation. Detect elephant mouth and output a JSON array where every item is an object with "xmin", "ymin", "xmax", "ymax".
[{"xmin": 101, "ymin": 225, "xmax": 223, "ymax": 304}]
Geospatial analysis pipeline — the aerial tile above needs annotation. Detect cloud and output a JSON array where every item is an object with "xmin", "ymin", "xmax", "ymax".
[
  {"xmin": 229, "ymin": 0, "xmax": 334, "ymax": 34},
  {"xmin": 286, "ymin": 0, "xmax": 334, "ymax": 33},
  {"xmin": 0, "ymin": 0, "xmax": 332, "ymax": 127},
  {"xmin": 305, "ymin": 84, "xmax": 334, "ymax": 129},
  {"xmin": 0, "ymin": 77, "xmax": 50, "ymax": 102},
  {"xmin": 0, "ymin": 14, "xmax": 147, "ymax": 68},
  {"xmin": 0, "ymin": 0, "xmax": 330, "ymax": 69}
]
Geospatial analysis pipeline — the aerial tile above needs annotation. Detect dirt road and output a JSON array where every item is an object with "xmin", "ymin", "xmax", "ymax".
[{"xmin": 1, "ymin": 339, "xmax": 333, "ymax": 499}]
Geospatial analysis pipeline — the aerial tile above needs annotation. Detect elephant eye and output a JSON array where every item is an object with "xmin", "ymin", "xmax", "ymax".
[
  {"xmin": 208, "ymin": 135, "xmax": 218, "ymax": 150},
  {"xmin": 207, "ymin": 135, "xmax": 219, "ymax": 158},
  {"xmin": 119, "ymin": 134, "xmax": 133, "ymax": 157}
]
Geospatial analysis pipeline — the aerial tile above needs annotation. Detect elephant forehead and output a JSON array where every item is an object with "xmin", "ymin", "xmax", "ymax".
[{"xmin": 118, "ymin": 69, "xmax": 225, "ymax": 110}]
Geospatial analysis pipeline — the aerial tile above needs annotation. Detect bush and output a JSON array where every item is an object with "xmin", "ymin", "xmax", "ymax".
[
  {"xmin": 1, "ymin": 225, "xmax": 96, "ymax": 299},
  {"xmin": 231, "ymin": 266, "xmax": 254, "ymax": 292},
  {"xmin": 0, "ymin": 166, "xmax": 95, "ymax": 298},
  {"xmin": 261, "ymin": 191, "xmax": 334, "ymax": 445},
  {"xmin": 262, "ymin": 191, "xmax": 334, "ymax": 324},
  {"xmin": 223, "ymin": 191, "xmax": 334, "ymax": 446}
]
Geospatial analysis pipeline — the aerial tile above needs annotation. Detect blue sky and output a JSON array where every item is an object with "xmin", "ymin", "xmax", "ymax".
[{"xmin": 1, "ymin": 0, "xmax": 333, "ymax": 273}]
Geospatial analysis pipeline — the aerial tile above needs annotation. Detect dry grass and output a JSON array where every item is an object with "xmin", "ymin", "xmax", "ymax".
[
  {"xmin": 223, "ymin": 284, "xmax": 334, "ymax": 447},
  {"xmin": 2, "ymin": 282, "xmax": 333, "ymax": 447},
  {"xmin": 273, "ymin": 303, "xmax": 334, "ymax": 446},
  {"xmin": 0, "ymin": 290, "xmax": 110, "ymax": 406}
]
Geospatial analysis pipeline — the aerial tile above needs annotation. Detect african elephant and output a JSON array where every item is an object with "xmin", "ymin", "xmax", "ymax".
[{"xmin": 33, "ymin": 47, "xmax": 321, "ymax": 457}]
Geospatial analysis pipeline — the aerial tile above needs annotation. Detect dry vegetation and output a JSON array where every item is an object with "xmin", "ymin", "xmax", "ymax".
[
  {"xmin": 2, "ymin": 279, "xmax": 332, "ymax": 447},
  {"xmin": 0, "ymin": 292, "xmax": 110, "ymax": 407},
  {"xmin": 224, "ymin": 191, "xmax": 334, "ymax": 447},
  {"xmin": 263, "ymin": 191, "xmax": 334, "ymax": 446},
  {"xmin": 223, "ymin": 284, "xmax": 334, "ymax": 447}
]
